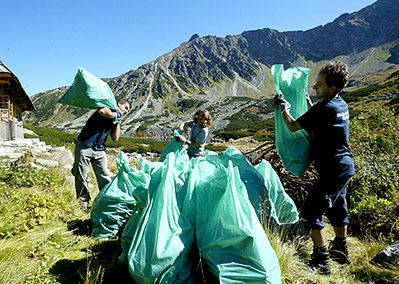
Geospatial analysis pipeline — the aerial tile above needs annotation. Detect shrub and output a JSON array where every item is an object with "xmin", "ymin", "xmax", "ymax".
[
  {"xmin": 349, "ymin": 108, "xmax": 399, "ymax": 240},
  {"xmin": 0, "ymin": 160, "xmax": 63, "ymax": 188}
]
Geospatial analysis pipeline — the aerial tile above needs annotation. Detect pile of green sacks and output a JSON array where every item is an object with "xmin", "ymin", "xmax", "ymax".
[
  {"xmin": 271, "ymin": 64, "xmax": 312, "ymax": 177},
  {"xmin": 91, "ymin": 135, "xmax": 299, "ymax": 283}
]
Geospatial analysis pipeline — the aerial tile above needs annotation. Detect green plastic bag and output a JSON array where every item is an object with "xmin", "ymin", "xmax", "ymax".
[
  {"xmin": 59, "ymin": 67, "xmax": 118, "ymax": 110},
  {"xmin": 159, "ymin": 129, "xmax": 184, "ymax": 162},
  {"xmin": 192, "ymin": 159, "xmax": 281, "ymax": 283},
  {"xmin": 255, "ymin": 161, "xmax": 299, "ymax": 224},
  {"xmin": 205, "ymin": 147, "xmax": 298, "ymax": 224},
  {"xmin": 90, "ymin": 152, "xmax": 149, "ymax": 240},
  {"xmin": 120, "ymin": 147, "xmax": 295, "ymax": 282},
  {"xmin": 128, "ymin": 150, "xmax": 194, "ymax": 283},
  {"xmin": 272, "ymin": 64, "xmax": 312, "ymax": 177}
]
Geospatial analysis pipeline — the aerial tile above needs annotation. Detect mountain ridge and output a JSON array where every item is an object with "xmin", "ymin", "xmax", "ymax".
[{"xmin": 24, "ymin": 0, "xmax": 399, "ymax": 140}]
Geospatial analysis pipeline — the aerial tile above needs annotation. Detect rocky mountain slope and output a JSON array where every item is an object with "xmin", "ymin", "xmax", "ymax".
[{"xmin": 24, "ymin": 0, "xmax": 399, "ymax": 140}]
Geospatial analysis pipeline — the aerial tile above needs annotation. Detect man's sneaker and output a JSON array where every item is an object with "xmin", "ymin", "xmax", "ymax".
[
  {"xmin": 329, "ymin": 238, "xmax": 350, "ymax": 264},
  {"xmin": 307, "ymin": 245, "xmax": 331, "ymax": 275}
]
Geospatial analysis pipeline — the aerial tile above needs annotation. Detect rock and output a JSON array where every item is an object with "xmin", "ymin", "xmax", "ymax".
[
  {"xmin": 35, "ymin": 158, "xmax": 59, "ymax": 168},
  {"xmin": 23, "ymin": 128, "xmax": 38, "ymax": 137},
  {"xmin": 371, "ymin": 241, "xmax": 399, "ymax": 268},
  {"xmin": 52, "ymin": 149, "xmax": 74, "ymax": 170},
  {"xmin": 29, "ymin": 162, "xmax": 46, "ymax": 170},
  {"xmin": 1, "ymin": 152, "xmax": 24, "ymax": 160}
]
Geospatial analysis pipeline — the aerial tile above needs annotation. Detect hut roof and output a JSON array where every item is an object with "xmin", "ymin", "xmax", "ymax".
[{"xmin": 0, "ymin": 61, "xmax": 35, "ymax": 111}]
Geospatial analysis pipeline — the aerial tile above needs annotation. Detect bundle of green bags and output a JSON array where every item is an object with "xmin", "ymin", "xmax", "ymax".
[{"xmin": 91, "ymin": 138, "xmax": 298, "ymax": 283}]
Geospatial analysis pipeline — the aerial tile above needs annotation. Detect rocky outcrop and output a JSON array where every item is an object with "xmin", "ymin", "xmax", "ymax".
[
  {"xmin": 0, "ymin": 138, "xmax": 74, "ymax": 178},
  {"xmin": 23, "ymin": 0, "xmax": 399, "ymax": 139}
]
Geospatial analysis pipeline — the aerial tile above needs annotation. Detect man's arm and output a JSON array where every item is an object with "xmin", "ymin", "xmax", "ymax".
[
  {"xmin": 110, "ymin": 123, "xmax": 121, "ymax": 141},
  {"xmin": 273, "ymin": 95, "xmax": 302, "ymax": 132},
  {"xmin": 281, "ymin": 109, "xmax": 302, "ymax": 132},
  {"xmin": 98, "ymin": 107, "xmax": 118, "ymax": 119}
]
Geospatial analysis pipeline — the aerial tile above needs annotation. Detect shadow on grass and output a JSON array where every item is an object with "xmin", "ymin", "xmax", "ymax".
[
  {"xmin": 67, "ymin": 219, "xmax": 92, "ymax": 236},
  {"xmin": 351, "ymin": 264, "xmax": 399, "ymax": 284},
  {"xmin": 50, "ymin": 239, "xmax": 134, "ymax": 284},
  {"xmin": 50, "ymin": 237, "xmax": 219, "ymax": 283}
]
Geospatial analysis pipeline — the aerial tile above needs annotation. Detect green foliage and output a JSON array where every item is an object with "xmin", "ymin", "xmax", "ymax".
[
  {"xmin": 25, "ymin": 124, "xmax": 167, "ymax": 154},
  {"xmin": 216, "ymin": 117, "xmax": 275, "ymax": 141},
  {"xmin": 0, "ymin": 160, "xmax": 72, "ymax": 238},
  {"xmin": 215, "ymin": 130, "xmax": 252, "ymax": 140},
  {"xmin": 25, "ymin": 124, "xmax": 76, "ymax": 148},
  {"xmin": 0, "ymin": 164, "xmax": 63, "ymax": 188},
  {"xmin": 350, "ymin": 108, "xmax": 399, "ymax": 240},
  {"xmin": 343, "ymin": 84, "xmax": 381, "ymax": 103},
  {"xmin": 106, "ymin": 137, "xmax": 166, "ymax": 154},
  {"xmin": 205, "ymin": 144, "xmax": 227, "ymax": 152},
  {"xmin": 343, "ymin": 69, "xmax": 399, "ymax": 103}
]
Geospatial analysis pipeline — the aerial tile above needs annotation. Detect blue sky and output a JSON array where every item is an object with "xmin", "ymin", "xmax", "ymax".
[{"xmin": 1, "ymin": 0, "xmax": 376, "ymax": 96}]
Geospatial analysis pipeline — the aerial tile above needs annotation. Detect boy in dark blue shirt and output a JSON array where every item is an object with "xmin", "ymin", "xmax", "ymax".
[
  {"xmin": 72, "ymin": 99, "xmax": 130, "ymax": 211},
  {"xmin": 274, "ymin": 61, "xmax": 355, "ymax": 274}
]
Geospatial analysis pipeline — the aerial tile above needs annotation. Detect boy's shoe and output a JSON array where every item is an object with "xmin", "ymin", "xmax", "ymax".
[
  {"xmin": 307, "ymin": 246, "xmax": 331, "ymax": 275},
  {"xmin": 329, "ymin": 238, "xmax": 350, "ymax": 264}
]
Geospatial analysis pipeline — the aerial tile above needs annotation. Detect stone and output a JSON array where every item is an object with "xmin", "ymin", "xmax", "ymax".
[
  {"xmin": 371, "ymin": 241, "xmax": 399, "ymax": 269},
  {"xmin": 52, "ymin": 149, "xmax": 74, "ymax": 170},
  {"xmin": 35, "ymin": 158, "xmax": 59, "ymax": 168}
]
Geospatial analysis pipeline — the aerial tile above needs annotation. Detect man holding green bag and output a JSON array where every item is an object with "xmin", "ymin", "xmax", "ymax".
[
  {"xmin": 274, "ymin": 61, "xmax": 355, "ymax": 275},
  {"xmin": 72, "ymin": 99, "xmax": 130, "ymax": 211}
]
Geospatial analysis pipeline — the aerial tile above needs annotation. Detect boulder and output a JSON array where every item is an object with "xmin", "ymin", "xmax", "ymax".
[{"xmin": 371, "ymin": 241, "xmax": 399, "ymax": 269}]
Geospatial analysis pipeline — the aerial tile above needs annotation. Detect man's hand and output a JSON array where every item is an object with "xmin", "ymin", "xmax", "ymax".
[
  {"xmin": 273, "ymin": 95, "xmax": 291, "ymax": 112},
  {"xmin": 116, "ymin": 109, "xmax": 123, "ymax": 119},
  {"xmin": 113, "ymin": 110, "xmax": 123, "ymax": 124}
]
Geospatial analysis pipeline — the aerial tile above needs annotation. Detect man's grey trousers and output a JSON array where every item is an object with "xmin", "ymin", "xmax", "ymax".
[{"xmin": 72, "ymin": 141, "xmax": 111, "ymax": 202}]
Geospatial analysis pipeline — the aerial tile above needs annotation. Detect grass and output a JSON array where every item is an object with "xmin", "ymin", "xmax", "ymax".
[{"xmin": 0, "ymin": 148, "xmax": 398, "ymax": 283}]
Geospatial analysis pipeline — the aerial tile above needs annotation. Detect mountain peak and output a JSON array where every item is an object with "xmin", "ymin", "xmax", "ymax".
[{"xmin": 189, "ymin": 33, "xmax": 200, "ymax": 42}]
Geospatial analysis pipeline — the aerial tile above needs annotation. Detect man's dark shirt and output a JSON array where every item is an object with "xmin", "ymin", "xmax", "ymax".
[
  {"xmin": 77, "ymin": 110, "xmax": 116, "ymax": 151},
  {"xmin": 297, "ymin": 95, "xmax": 355, "ymax": 179}
]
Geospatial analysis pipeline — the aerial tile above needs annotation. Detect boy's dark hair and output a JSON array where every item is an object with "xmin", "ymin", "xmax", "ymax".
[{"xmin": 319, "ymin": 61, "xmax": 349, "ymax": 93}]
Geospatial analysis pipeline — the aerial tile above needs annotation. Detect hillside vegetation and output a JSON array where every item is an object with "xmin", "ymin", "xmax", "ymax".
[{"xmin": 1, "ymin": 69, "xmax": 398, "ymax": 283}]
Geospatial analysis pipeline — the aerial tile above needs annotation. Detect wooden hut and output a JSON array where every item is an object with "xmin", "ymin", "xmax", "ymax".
[{"xmin": 0, "ymin": 61, "xmax": 35, "ymax": 140}]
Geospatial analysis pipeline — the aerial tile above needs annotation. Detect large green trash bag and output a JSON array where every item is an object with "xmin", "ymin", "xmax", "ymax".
[
  {"xmin": 271, "ymin": 64, "xmax": 312, "ymax": 177},
  {"xmin": 255, "ymin": 160, "xmax": 298, "ymax": 224},
  {"xmin": 91, "ymin": 152, "xmax": 150, "ymax": 240},
  {"xmin": 59, "ymin": 67, "xmax": 118, "ymax": 110},
  {"xmin": 192, "ymin": 159, "xmax": 281, "ymax": 283},
  {"xmin": 159, "ymin": 129, "xmax": 184, "ymax": 162},
  {"xmin": 120, "ymin": 158, "xmax": 165, "ymax": 264},
  {"xmin": 205, "ymin": 147, "xmax": 298, "ymax": 224},
  {"xmin": 119, "ymin": 206, "xmax": 144, "ymax": 263},
  {"xmin": 128, "ymin": 150, "xmax": 194, "ymax": 283}
]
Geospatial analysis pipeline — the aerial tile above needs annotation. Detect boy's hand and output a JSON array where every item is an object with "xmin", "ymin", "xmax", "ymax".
[{"xmin": 176, "ymin": 135, "xmax": 187, "ymax": 143}]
